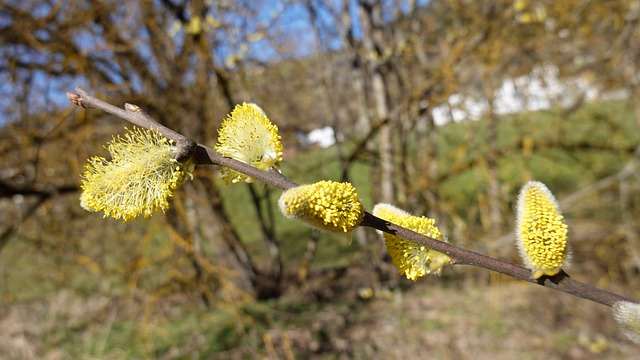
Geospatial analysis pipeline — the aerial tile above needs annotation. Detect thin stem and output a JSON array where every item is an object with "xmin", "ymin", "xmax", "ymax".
[
  {"xmin": 67, "ymin": 87, "xmax": 638, "ymax": 308},
  {"xmin": 67, "ymin": 87, "xmax": 298, "ymax": 190},
  {"xmin": 360, "ymin": 213, "xmax": 635, "ymax": 306}
]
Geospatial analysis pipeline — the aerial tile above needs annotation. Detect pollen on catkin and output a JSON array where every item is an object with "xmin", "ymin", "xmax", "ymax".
[
  {"xmin": 215, "ymin": 102, "xmax": 283, "ymax": 183},
  {"xmin": 278, "ymin": 180, "xmax": 364, "ymax": 234},
  {"xmin": 515, "ymin": 181, "xmax": 570, "ymax": 279},
  {"xmin": 372, "ymin": 203, "xmax": 451, "ymax": 281},
  {"xmin": 613, "ymin": 301, "xmax": 640, "ymax": 345},
  {"xmin": 80, "ymin": 127, "xmax": 193, "ymax": 221}
]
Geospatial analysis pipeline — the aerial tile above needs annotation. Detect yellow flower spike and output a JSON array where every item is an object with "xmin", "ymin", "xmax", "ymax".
[
  {"xmin": 215, "ymin": 102, "xmax": 283, "ymax": 183},
  {"xmin": 372, "ymin": 203, "xmax": 451, "ymax": 281},
  {"xmin": 515, "ymin": 181, "xmax": 570, "ymax": 279},
  {"xmin": 613, "ymin": 301, "xmax": 640, "ymax": 345},
  {"xmin": 278, "ymin": 180, "xmax": 364, "ymax": 235},
  {"xmin": 80, "ymin": 127, "xmax": 193, "ymax": 221}
]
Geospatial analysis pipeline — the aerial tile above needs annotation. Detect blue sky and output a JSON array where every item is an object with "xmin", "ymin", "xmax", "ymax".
[{"xmin": 0, "ymin": 0, "xmax": 431, "ymax": 126}]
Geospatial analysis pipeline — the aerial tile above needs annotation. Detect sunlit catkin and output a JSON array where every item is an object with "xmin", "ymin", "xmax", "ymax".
[
  {"xmin": 80, "ymin": 127, "xmax": 193, "ymax": 221},
  {"xmin": 215, "ymin": 102, "xmax": 283, "ymax": 183},
  {"xmin": 278, "ymin": 180, "xmax": 364, "ymax": 235},
  {"xmin": 515, "ymin": 181, "xmax": 570, "ymax": 279},
  {"xmin": 373, "ymin": 203, "xmax": 451, "ymax": 280}
]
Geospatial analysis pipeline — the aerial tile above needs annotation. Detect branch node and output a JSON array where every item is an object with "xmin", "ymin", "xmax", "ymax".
[
  {"xmin": 175, "ymin": 138, "xmax": 198, "ymax": 164},
  {"xmin": 67, "ymin": 88, "xmax": 95, "ymax": 108},
  {"xmin": 124, "ymin": 103, "xmax": 142, "ymax": 112},
  {"xmin": 125, "ymin": 103, "xmax": 157, "ymax": 125},
  {"xmin": 66, "ymin": 92, "xmax": 84, "ymax": 107}
]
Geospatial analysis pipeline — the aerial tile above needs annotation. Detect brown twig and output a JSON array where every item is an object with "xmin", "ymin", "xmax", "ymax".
[
  {"xmin": 67, "ymin": 87, "xmax": 637, "ymax": 308},
  {"xmin": 360, "ymin": 213, "xmax": 635, "ymax": 306},
  {"xmin": 67, "ymin": 87, "xmax": 298, "ymax": 190}
]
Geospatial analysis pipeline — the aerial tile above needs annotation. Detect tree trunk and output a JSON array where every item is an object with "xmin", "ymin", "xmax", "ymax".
[{"xmin": 483, "ymin": 76, "xmax": 503, "ymax": 237}]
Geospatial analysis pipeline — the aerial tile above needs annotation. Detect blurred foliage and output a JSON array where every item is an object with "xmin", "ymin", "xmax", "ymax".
[{"xmin": 1, "ymin": 0, "xmax": 640, "ymax": 358}]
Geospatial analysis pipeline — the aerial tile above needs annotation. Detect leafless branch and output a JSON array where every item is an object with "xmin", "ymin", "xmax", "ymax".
[{"xmin": 67, "ymin": 87, "xmax": 638, "ymax": 308}]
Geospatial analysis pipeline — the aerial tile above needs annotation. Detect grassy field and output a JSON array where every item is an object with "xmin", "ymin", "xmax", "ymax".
[{"xmin": 1, "ymin": 99, "xmax": 640, "ymax": 359}]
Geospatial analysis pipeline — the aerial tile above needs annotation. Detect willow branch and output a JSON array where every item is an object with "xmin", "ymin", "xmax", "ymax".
[
  {"xmin": 67, "ymin": 87, "xmax": 297, "ymax": 190},
  {"xmin": 67, "ymin": 87, "xmax": 637, "ymax": 308}
]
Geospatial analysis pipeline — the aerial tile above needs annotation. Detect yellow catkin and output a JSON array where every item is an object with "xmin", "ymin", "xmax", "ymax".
[
  {"xmin": 215, "ymin": 103, "xmax": 283, "ymax": 183},
  {"xmin": 373, "ymin": 203, "xmax": 451, "ymax": 281},
  {"xmin": 515, "ymin": 181, "xmax": 570, "ymax": 279},
  {"xmin": 278, "ymin": 180, "xmax": 364, "ymax": 234},
  {"xmin": 80, "ymin": 127, "xmax": 192, "ymax": 221}
]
